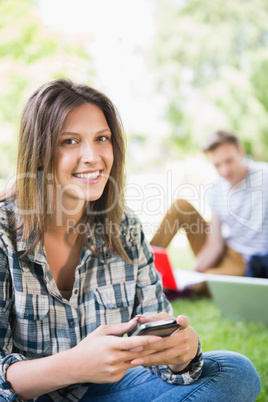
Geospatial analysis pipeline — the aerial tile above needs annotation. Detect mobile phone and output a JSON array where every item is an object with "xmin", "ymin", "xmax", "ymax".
[{"xmin": 131, "ymin": 318, "xmax": 181, "ymax": 337}]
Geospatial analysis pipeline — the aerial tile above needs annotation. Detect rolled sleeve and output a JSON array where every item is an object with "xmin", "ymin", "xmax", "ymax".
[
  {"xmin": 147, "ymin": 339, "xmax": 203, "ymax": 385},
  {"xmin": 0, "ymin": 354, "xmax": 27, "ymax": 401}
]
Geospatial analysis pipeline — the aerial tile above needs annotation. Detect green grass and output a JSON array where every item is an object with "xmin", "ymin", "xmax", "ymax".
[
  {"xmin": 168, "ymin": 244, "xmax": 268, "ymax": 401},
  {"xmin": 171, "ymin": 297, "xmax": 268, "ymax": 401}
]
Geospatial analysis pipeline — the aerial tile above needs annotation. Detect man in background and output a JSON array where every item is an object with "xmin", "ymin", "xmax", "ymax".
[{"xmin": 151, "ymin": 130, "xmax": 268, "ymax": 281}]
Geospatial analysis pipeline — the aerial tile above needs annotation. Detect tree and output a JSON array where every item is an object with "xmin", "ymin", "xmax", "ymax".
[{"xmin": 151, "ymin": 0, "xmax": 268, "ymax": 160}]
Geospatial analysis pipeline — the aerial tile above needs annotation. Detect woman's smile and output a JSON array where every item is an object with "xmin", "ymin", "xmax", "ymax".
[{"xmin": 72, "ymin": 170, "xmax": 101, "ymax": 180}]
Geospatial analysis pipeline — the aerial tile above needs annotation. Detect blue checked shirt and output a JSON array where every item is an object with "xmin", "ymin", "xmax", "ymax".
[{"xmin": 0, "ymin": 200, "xmax": 203, "ymax": 401}]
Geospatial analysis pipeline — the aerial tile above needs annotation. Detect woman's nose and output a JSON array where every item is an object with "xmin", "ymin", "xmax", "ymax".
[{"xmin": 80, "ymin": 142, "xmax": 101, "ymax": 164}]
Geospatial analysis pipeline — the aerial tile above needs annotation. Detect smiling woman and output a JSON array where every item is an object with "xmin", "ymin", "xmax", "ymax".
[
  {"xmin": 5, "ymin": 79, "xmax": 126, "ymax": 260},
  {"xmin": 0, "ymin": 79, "xmax": 261, "ymax": 402}
]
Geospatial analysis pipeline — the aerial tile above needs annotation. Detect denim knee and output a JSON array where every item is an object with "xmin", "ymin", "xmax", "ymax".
[{"xmin": 203, "ymin": 351, "xmax": 261, "ymax": 401}]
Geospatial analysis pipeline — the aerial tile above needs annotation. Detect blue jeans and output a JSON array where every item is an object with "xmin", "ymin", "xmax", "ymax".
[{"xmin": 37, "ymin": 351, "xmax": 261, "ymax": 402}]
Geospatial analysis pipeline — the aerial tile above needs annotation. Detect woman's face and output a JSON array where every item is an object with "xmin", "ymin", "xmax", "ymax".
[{"xmin": 55, "ymin": 103, "xmax": 114, "ymax": 212}]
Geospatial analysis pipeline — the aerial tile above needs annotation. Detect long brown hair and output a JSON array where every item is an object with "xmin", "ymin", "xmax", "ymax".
[{"xmin": 2, "ymin": 79, "xmax": 128, "ymax": 259}]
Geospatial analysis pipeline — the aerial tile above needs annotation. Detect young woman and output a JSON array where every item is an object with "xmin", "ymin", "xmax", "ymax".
[{"xmin": 0, "ymin": 79, "xmax": 261, "ymax": 401}]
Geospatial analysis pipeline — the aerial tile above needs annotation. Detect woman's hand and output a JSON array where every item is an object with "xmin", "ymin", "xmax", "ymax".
[
  {"xmin": 130, "ymin": 312, "xmax": 199, "ymax": 373},
  {"xmin": 6, "ymin": 318, "xmax": 163, "ymax": 400},
  {"xmin": 69, "ymin": 312, "xmax": 198, "ymax": 386},
  {"xmin": 69, "ymin": 317, "xmax": 163, "ymax": 384}
]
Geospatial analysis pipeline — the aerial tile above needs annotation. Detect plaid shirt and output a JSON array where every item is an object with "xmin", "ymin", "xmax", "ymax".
[{"xmin": 0, "ymin": 200, "xmax": 203, "ymax": 401}]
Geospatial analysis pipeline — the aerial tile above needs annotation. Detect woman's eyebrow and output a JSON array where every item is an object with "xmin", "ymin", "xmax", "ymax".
[
  {"xmin": 59, "ymin": 128, "xmax": 111, "ymax": 136},
  {"xmin": 95, "ymin": 128, "xmax": 111, "ymax": 135}
]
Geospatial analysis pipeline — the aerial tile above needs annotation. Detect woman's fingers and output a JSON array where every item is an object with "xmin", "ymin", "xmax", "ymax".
[
  {"xmin": 130, "ymin": 326, "xmax": 198, "ymax": 367},
  {"xmin": 176, "ymin": 315, "xmax": 190, "ymax": 329},
  {"xmin": 136, "ymin": 312, "xmax": 171, "ymax": 324},
  {"xmin": 95, "ymin": 317, "xmax": 139, "ymax": 337}
]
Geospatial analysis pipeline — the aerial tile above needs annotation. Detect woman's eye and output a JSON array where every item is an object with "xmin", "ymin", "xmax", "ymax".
[
  {"xmin": 61, "ymin": 138, "xmax": 77, "ymax": 145},
  {"xmin": 97, "ymin": 135, "xmax": 111, "ymax": 142},
  {"xmin": 97, "ymin": 135, "xmax": 110, "ymax": 142}
]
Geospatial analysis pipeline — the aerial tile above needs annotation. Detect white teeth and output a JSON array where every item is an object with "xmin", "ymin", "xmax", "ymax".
[{"xmin": 74, "ymin": 171, "xmax": 100, "ymax": 179}]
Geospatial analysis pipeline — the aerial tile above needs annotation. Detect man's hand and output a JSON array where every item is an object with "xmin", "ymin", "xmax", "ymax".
[{"xmin": 193, "ymin": 212, "xmax": 225, "ymax": 272}]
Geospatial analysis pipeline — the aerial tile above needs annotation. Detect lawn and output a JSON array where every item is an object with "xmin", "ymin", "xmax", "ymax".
[{"xmin": 168, "ymin": 244, "xmax": 268, "ymax": 401}]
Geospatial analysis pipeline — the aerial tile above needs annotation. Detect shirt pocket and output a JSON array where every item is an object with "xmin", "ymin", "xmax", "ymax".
[
  {"xmin": 94, "ymin": 281, "xmax": 136, "ymax": 325},
  {"xmin": 13, "ymin": 291, "xmax": 51, "ymax": 356}
]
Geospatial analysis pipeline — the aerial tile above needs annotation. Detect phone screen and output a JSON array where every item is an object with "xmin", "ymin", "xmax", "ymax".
[{"xmin": 131, "ymin": 318, "xmax": 180, "ymax": 337}]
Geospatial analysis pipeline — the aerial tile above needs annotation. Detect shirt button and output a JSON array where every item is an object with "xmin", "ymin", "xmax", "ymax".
[
  {"xmin": 71, "ymin": 320, "xmax": 75, "ymax": 327},
  {"xmin": 74, "ymin": 289, "xmax": 78, "ymax": 295}
]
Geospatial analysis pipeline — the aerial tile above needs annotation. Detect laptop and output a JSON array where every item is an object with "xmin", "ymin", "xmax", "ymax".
[
  {"xmin": 207, "ymin": 275, "xmax": 268, "ymax": 326},
  {"xmin": 152, "ymin": 246, "xmax": 268, "ymax": 325}
]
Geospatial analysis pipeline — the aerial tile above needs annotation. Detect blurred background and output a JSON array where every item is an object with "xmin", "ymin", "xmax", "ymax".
[
  {"xmin": 1, "ymin": 0, "xmax": 268, "ymax": 242},
  {"xmin": 1, "ymin": 2, "xmax": 268, "ymax": 397}
]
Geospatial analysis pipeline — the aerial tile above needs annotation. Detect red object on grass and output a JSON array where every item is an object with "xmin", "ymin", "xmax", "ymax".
[{"xmin": 152, "ymin": 246, "xmax": 178, "ymax": 291}]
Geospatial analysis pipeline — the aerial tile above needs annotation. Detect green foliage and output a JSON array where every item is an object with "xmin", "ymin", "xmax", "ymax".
[
  {"xmin": 0, "ymin": 0, "xmax": 94, "ymax": 186},
  {"xmin": 152, "ymin": 0, "xmax": 268, "ymax": 160},
  {"xmin": 0, "ymin": 74, "xmax": 29, "ymax": 125},
  {"xmin": 128, "ymin": 132, "xmax": 148, "ymax": 146}
]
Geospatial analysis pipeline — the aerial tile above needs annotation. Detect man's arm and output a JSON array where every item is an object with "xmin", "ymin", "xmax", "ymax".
[{"xmin": 193, "ymin": 212, "xmax": 225, "ymax": 272}]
